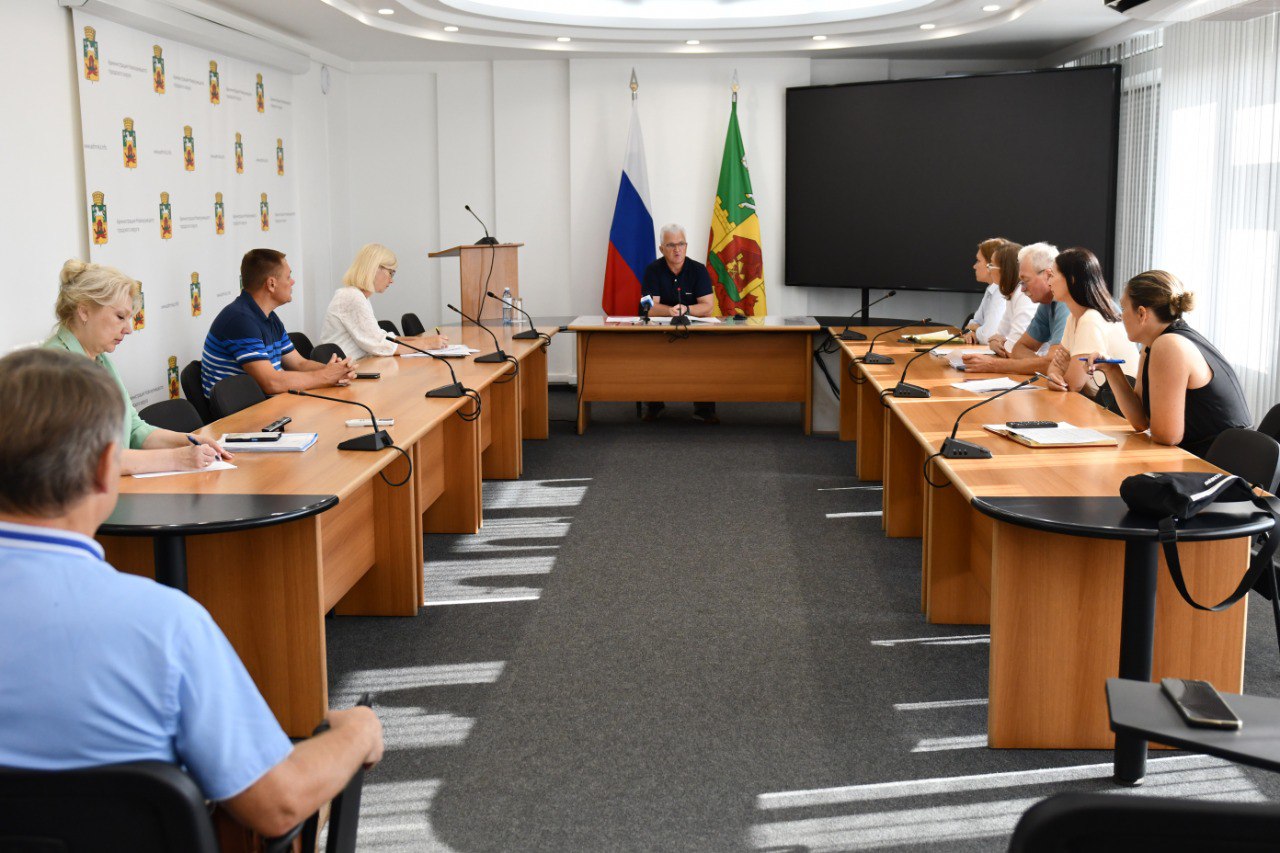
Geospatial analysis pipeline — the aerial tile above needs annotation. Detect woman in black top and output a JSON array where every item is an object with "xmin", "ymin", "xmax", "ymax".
[{"xmin": 1082, "ymin": 270, "xmax": 1252, "ymax": 457}]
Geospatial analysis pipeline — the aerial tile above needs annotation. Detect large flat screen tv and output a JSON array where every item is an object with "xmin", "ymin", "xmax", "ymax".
[{"xmin": 785, "ymin": 67, "xmax": 1120, "ymax": 294}]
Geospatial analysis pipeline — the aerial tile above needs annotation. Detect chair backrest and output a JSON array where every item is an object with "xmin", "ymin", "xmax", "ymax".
[
  {"xmin": 310, "ymin": 342, "xmax": 346, "ymax": 364},
  {"xmin": 0, "ymin": 761, "xmax": 220, "ymax": 853},
  {"xmin": 139, "ymin": 399, "xmax": 204, "ymax": 433},
  {"xmin": 180, "ymin": 360, "xmax": 213, "ymax": 425},
  {"xmin": 209, "ymin": 374, "xmax": 267, "ymax": 420},
  {"xmin": 377, "ymin": 320, "xmax": 400, "ymax": 338},
  {"xmin": 401, "ymin": 313, "xmax": 426, "ymax": 337},
  {"xmin": 1259, "ymin": 402, "xmax": 1280, "ymax": 441},
  {"xmin": 1206, "ymin": 427, "xmax": 1280, "ymax": 494},
  {"xmin": 289, "ymin": 331, "xmax": 314, "ymax": 360}
]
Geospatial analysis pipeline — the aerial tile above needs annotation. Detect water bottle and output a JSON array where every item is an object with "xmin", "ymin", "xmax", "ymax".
[{"xmin": 501, "ymin": 287, "xmax": 513, "ymax": 325}]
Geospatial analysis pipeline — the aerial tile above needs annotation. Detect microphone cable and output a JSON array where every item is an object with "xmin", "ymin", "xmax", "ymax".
[
  {"xmin": 458, "ymin": 387, "xmax": 483, "ymax": 422},
  {"xmin": 379, "ymin": 443, "xmax": 414, "ymax": 488}
]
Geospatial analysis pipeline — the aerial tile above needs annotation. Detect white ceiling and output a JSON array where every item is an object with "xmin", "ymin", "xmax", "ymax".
[{"xmin": 201, "ymin": 0, "xmax": 1136, "ymax": 63}]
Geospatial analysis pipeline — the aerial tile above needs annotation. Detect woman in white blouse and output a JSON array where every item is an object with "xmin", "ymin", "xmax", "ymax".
[
  {"xmin": 1044, "ymin": 246, "xmax": 1138, "ymax": 398},
  {"xmin": 963, "ymin": 238, "xmax": 1008, "ymax": 345},
  {"xmin": 981, "ymin": 241, "xmax": 1038, "ymax": 356},
  {"xmin": 320, "ymin": 243, "xmax": 446, "ymax": 361}
]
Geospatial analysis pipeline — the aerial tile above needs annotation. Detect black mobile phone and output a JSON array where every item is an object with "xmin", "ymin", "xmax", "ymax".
[
  {"xmin": 355, "ymin": 372, "xmax": 381, "ymax": 380},
  {"xmin": 913, "ymin": 346, "xmax": 932, "ymax": 352},
  {"xmin": 261, "ymin": 416, "xmax": 292, "ymax": 432},
  {"xmin": 224, "ymin": 432, "xmax": 283, "ymax": 443},
  {"xmin": 1161, "ymin": 678, "xmax": 1241, "ymax": 730}
]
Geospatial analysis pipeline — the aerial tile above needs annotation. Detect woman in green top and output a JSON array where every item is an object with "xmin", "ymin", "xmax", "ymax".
[{"xmin": 45, "ymin": 260, "xmax": 230, "ymax": 475}]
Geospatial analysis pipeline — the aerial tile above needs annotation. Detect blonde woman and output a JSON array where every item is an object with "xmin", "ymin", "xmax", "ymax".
[
  {"xmin": 43, "ymin": 260, "xmax": 229, "ymax": 475},
  {"xmin": 319, "ymin": 243, "xmax": 446, "ymax": 361}
]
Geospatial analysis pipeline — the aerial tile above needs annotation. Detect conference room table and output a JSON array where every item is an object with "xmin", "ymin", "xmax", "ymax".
[
  {"xmin": 832, "ymin": 329, "xmax": 1257, "ymax": 750},
  {"xmin": 569, "ymin": 315, "xmax": 820, "ymax": 434},
  {"xmin": 97, "ymin": 324, "xmax": 552, "ymax": 736}
]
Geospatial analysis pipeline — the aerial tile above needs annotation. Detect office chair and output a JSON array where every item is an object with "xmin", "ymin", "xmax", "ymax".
[
  {"xmin": 180, "ymin": 360, "xmax": 214, "ymax": 425},
  {"xmin": 1206, "ymin": 428, "xmax": 1280, "ymax": 493},
  {"xmin": 209, "ymin": 374, "xmax": 268, "ymax": 420},
  {"xmin": 289, "ymin": 331, "xmax": 315, "ymax": 360},
  {"xmin": 401, "ymin": 312, "xmax": 426, "ymax": 337},
  {"xmin": 139, "ymin": 399, "xmax": 204, "ymax": 433},
  {"xmin": 310, "ymin": 342, "xmax": 346, "ymax": 364},
  {"xmin": 1258, "ymin": 403, "xmax": 1280, "ymax": 441},
  {"xmin": 377, "ymin": 320, "xmax": 400, "ymax": 338},
  {"xmin": 1007, "ymin": 792, "xmax": 1280, "ymax": 852}
]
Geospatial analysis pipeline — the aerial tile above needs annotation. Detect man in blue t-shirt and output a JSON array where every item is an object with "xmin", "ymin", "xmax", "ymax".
[
  {"xmin": 0, "ymin": 349, "xmax": 383, "ymax": 839},
  {"xmin": 639, "ymin": 223, "xmax": 719, "ymax": 423},
  {"xmin": 963, "ymin": 241, "xmax": 1066, "ymax": 376},
  {"xmin": 201, "ymin": 248, "xmax": 355, "ymax": 398}
]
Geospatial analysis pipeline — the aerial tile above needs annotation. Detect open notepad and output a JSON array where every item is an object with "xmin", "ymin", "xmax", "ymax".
[
  {"xmin": 952, "ymin": 377, "xmax": 1040, "ymax": 393},
  {"xmin": 402, "ymin": 345, "xmax": 479, "ymax": 358},
  {"xmin": 982, "ymin": 422, "xmax": 1118, "ymax": 448}
]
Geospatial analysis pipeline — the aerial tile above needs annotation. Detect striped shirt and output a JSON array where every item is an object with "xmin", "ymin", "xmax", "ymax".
[{"xmin": 200, "ymin": 291, "xmax": 294, "ymax": 398}]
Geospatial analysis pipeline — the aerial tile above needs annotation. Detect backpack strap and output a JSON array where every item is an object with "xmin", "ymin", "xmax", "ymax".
[{"xmin": 1159, "ymin": 493, "xmax": 1280, "ymax": 612}]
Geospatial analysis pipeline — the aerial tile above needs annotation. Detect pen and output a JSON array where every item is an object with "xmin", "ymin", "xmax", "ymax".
[
  {"xmin": 435, "ymin": 326, "xmax": 441, "ymax": 335},
  {"xmin": 1080, "ymin": 357, "xmax": 1126, "ymax": 364},
  {"xmin": 188, "ymin": 434, "xmax": 224, "ymax": 460}
]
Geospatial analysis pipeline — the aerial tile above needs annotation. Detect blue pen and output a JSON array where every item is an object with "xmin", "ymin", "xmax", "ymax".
[
  {"xmin": 188, "ymin": 434, "xmax": 223, "ymax": 460},
  {"xmin": 1080, "ymin": 357, "xmax": 1125, "ymax": 364}
]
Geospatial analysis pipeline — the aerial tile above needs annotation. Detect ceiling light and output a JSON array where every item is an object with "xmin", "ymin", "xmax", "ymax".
[
  {"xmin": 982, "ymin": 3, "xmax": 1001, "ymax": 10},
  {"xmin": 557, "ymin": 36, "xmax": 571, "ymax": 42},
  {"xmin": 920, "ymin": 23, "xmax": 936, "ymax": 29},
  {"xmin": 443, "ymin": 25, "xmax": 459, "ymax": 32},
  {"xmin": 812, "ymin": 35, "xmax": 827, "ymax": 41},
  {"xmin": 377, "ymin": 7, "xmax": 394, "ymax": 14},
  {"xmin": 686, "ymin": 39, "xmax": 700, "ymax": 45}
]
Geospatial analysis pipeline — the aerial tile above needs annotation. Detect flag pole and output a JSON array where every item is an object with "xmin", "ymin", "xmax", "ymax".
[{"xmin": 731, "ymin": 69, "xmax": 738, "ymax": 104}]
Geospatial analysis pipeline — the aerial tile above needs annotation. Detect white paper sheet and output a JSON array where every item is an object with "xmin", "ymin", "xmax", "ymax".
[{"xmin": 132, "ymin": 459, "xmax": 237, "ymax": 478}]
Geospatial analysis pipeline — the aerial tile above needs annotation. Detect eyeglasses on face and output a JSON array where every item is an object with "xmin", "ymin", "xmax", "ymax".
[
  {"xmin": 380, "ymin": 265, "xmax": 397, "ymax": 279},
  {"xmin": 662, "ymin": 241, "xmax": 688, "ymax": 250}
]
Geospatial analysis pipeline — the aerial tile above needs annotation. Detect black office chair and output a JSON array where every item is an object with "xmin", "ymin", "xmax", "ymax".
[
  {"xmin": 1258, "ymin": 402, "xmax": 1280, "ymax": 441},
  {"xmin": 1008, "ymin": 792, "xmax": 1280, "ymax": 852},
  {"xmin": 310, "ymin": 342, "xmax": 346, "ymax": 364},
  {"xmin": 139, "ymin": 399, "xmax": 204, "ymax": 433},
  {"xmin": 289, "ymin": 331, "xmax": 315, "ymax": 360},
  {"xmin": 180, "ymin": 360, "xmax": 214, "ymax": 425},
  {"xmin": 377, "ymin": 320, "xmax": 400, "ymax": 338},
  {"xmin": 209, "ymin": 374, "xmax": 267, "ymax": 420},
  {"xmin": 401, "ymin": 312, "xmax": 426, "ymax": 337},
  {"xmin": 1206, "ymin": 428, "xmax": 1280, "ymax": 493}
]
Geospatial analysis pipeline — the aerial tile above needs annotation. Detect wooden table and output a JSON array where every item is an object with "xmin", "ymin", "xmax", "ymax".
[
  {"xmin": 98, "ymin": 324, "xmax": 552, "ymax": 736},
  {"xmin": 570, "ymin": 315, "xmax": 820, "ymax": 434}
]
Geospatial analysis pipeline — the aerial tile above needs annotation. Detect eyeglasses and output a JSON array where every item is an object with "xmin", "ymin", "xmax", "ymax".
[
  {"xmin": 380, "ymin": 266, "xmax": 397, "ymax": 279},
  {"xmin": 661, "ymin": 241, "xmax": 688, "ymax": 250}
]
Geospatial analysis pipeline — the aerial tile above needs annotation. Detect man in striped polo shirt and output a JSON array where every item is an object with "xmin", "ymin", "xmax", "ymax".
[{"xmin": 201, "ymin": 248, "xmax": 354, "ymax": 398}]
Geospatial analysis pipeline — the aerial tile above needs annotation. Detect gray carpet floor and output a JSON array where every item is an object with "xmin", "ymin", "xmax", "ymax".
[{"xmin": 325, "ymin": 389, "xmax": 1280, "ymax": 852}]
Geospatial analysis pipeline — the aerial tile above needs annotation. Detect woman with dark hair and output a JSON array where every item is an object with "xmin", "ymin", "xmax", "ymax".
[
  {"xmin": 1082, "ymin": 270, "xmax": 1252, "ymax": 457},
  {"xmin": 1044, "ymin": 247, "xmax": 1137, "ymax": 397}
]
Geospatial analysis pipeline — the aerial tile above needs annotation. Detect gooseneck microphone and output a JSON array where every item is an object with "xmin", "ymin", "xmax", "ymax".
[
  {"xmin": 487, "ymin": 290, "xmax": 541, "ymax": 340},
  {"xmin": 940, "ymin": 373, "xmax": 1047, "ymax": 459},
  {"xmin": 287, "ymin": 389, "xmax": 391, "ymax": 451},
  {"xmin": 464, "ymin": 204, "xmax": 499, "ymax": 246},
  {"xmin": 388, "ymin": 334, "xmax": 466, "ymax": 398},
  {"xmin": 670, "ymin": 285, "xmax": 692, "ymax": 327},
  {"xmin": 447, "ymin": 303, "xmax": 508, "ymax": 363},
  {"xmin": 858, "ymin": 318, "xmax": 933, "ymax": 365},
  {"xmin": 839, "ymin": 290, "xmax": 897, "ymax": 341},
  {"xmin": 639, "ymin": 294, "xmax": 653, "ymax": 325},
  {"xmin": 892, "ymin": 331, "xmax": 964, "ymax": 398}
]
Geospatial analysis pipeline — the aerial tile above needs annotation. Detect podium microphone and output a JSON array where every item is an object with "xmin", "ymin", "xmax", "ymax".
[
  {"xmin": 939, "ymin": 373, "xmax": 1047, "ymax": 459},
  {"xmin": 464, "ymin": 204, "xmax": 499, "ymax": 246},
  {"xmin": 487, "ymin": 290, "xmax": 541, "ymax": 340},
  {"xmin": 670, "ymin": 286, "xmax": 692, "ymax": 326},
  {"xmin": 387, "ymin": 334, "xmax": 467, "ymax": 398},
  {"xmin": 839, "ymin": 290, "xmax": 897, "ymax": 341},
  {"xmin": 447, "ymin": 303, "xmax": 508, "ymax": 363},
  {"xmin": 858, "ymin": 318, "xmax": 932, "ymax": 365},
  {"xmin": 892, "ymin": 330, "xmax": 964, "ymax": 398},
  {"xmin": 287, "ymin": 389, "xmax": 391, "ymax": 451}
]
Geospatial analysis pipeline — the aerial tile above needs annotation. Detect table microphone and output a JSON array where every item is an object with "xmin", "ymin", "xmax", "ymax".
[
  {"xmin": 487, "ymin": 290, "xmax": 541, "ymax": 340},
  {"xmin": 858, "ymin": 318, "xmax": 932, "ymax": 365},
  {"xmin": 287, "ymin": 389, "xmax": 391, "ymax": 451},
  {"xmin": 387, "ymin": 334, "xmax": 466, "ymax": 398},
  {"xmin": 639, "ymin": 294, "xmax": 653, "ymax": 324},
  {"xmin": 464, "ymin": 204, "xmax": 499, "ymax": 246},
  {"xmin": 939, "ymin": 373, "xmax": 1047, "ymax": 459},
  {"xmin": 892, "ymin": 331, "xmax": 964, "ymax": 398},
  {"xmin": 447, "ymin": 303, "xmax": 508, "ymax": 363},
  {"xmin": 839, "ymin": 290, "xmax": 897, "ymax": 341},
  {"xmin": 670, "ymin": 285, "xmax": 692, "ymax": 326}
]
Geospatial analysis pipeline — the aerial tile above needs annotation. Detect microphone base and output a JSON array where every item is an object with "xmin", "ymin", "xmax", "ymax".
[
  {"xmin": 892, "ymin": 382, "xmax": 931, "ymax": 398},
  {"xmin": 670, "ymin": 314, "xmax": 692, "ymax": 326},
  {"xmin": 426, "ymin": 383, "xmax": 466, "ymax": 398},
  {"xmin": 512, "ymin": 329, "xmax": 540, "ymax": 340},
  {"xmin": 839, "ymin": 329, "xmax": 868, "ymax": 341},
  {"xmin": 338, "ymin": 430, "xmax": 392, "ymax": 452},
  {"xmin": 474, "ymin": 236, "xmax": 500, "ymax": 245},
  {"xmin": 474, "ymin": 350, "xmax": 509, "ymax": 363},
  {"xmin": 861, "ymin": 352, "xmax": 896, "ymax": 365},
  {"xmin": 940, "ymin": 437, "xmax": 992, "ymax": 460}
]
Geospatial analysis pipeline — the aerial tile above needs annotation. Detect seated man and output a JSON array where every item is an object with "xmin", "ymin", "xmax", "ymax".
[
  {"xmin": 202, "ymin": 248, "xmax": 355, "ymax": 398},
  {"xmin": 641, "ymin": 222, "xmax": 719, "ymax": 424},
  {"xmin": 0, "ymin": 349, "xmax": 382, "ymax": 839},
  {"xmin": 962, "ymin": 241, "xmax": 1066, "ymax": 376}
]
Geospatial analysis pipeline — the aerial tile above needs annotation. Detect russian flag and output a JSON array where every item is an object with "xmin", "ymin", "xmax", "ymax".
[{"xmin": 602, "ymin": 101, "xmax": 655, "ymax": 315}]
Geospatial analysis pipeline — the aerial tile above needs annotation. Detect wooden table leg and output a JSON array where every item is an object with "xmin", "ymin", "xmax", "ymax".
[
  {"xmin": 924, "ymin": 481, "xmax": 991, "ymax": 624},
  {"xmin": 803, "ymin": 332, "xmax": 813, "ymax": 436},
  {"xmin": 576, "ymin": 332, "xmax": 589, "ymax": 435},
  {"xmin": 335, "ymin": 448, "xmax": 421, "ymax": 617},
  {"xmin": 482, "ymin": 364, "xmax": 523, "ymax": 480},
  {"xmin": 883, "ymin": 408, "xmax": 924, "ymax": 538},
  {"xmin": 839, "ymin": 348, "xmax": 857, "ymax": 442},
  {"xmin": 520, "ymin": 343, "xmax": 549, "ymax": 440},
  {"xmin": 427, "ymin": 406, "xmax": 482, "ymax": 534},
  {"xmin": 855, "ymin": 378, "xmax": 884, "ymax": 482}
]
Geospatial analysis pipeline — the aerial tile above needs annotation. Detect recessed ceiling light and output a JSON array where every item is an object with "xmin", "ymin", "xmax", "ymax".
[
  {"xmin": 377, "ymin": 7, "xmax": 394, "ymax": 14},
  {"xmin": 557, "ymin": 36, "xmax": 571, "ymax": 42},
  {"xmin": 920, "ymin": 23, "xmax": 936, "ymax": 30},
  {"xmin": 982, "ymin": 3, "xmax": 1001, "ymax": 10},
  {"xmin": 686, "ymin": 39, "xmax": 700, "ymax": 45},
  {"xmin": 812, "ymin": 35, "xmax": 827, "ymax": 41},
  {"xmin": 443, "ymin": 25, "xmax": 459, "ymax": 32}
]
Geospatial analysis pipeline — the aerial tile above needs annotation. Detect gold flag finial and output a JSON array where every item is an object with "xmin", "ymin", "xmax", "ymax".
[
  {"xmin": 261, "ymin": 192, "xmax": 268, "ymax": 202},
  {"xmin": 85, "ymin": 26, "xmax": 96, "ymax": 39},
  {"xmin": 153, "ymin": 45, "xmax": 162, "ymax": 57},
  {"xmin": 215, "ymin": 191, "xmax": 223, "ymax": 202},
  {"xmin": 732, "ymin": 69, "xmax": 739, "ymax": 102},
  {"xmin": 160, "ymin": 191, "xmax": 169, "ymax": 203},
  {"xmin": 630, "ymin": 68, "xmax": 638, "ymax": 100},
  {"xmin": 92, "ymin": 191, "xmax": 104, "ymax": 204},
  {"xmin": 183, "ymin": 125, "xmax": 192, "ymax": 136},
  {"xmin": 210, "ymin": 60, "xmax": 218, "ymax": 71},
  {"xmin": 123, "ymin": 117, "xmax": 134, "ymax": 130}
]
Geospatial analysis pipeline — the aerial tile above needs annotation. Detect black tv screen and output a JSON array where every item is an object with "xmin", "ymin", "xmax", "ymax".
[{"xmin": 785, "ymin": 67, "xmax": 1120, "ymax": 294}]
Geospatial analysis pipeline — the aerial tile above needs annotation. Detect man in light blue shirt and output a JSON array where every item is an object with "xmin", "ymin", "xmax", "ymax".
[
  {"xmin": 963, "ymin": 241, "xmax": 1065, "ymax": 375},
  {"xmin": 0, "ymin": 348, "xmax": 382, "ymax": 838}
]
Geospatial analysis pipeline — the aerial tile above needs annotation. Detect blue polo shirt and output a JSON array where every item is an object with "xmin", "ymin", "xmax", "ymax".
[
  {"xmin": 201, "ymin": 290, "xmax": 294, "ymax": 398},
  {"xmin": 641, "ymin": 257, "xmax": 713, "ymax": 308},
  {"xmin": 0, "ymin": 521, "xmax": 293, "ymax": 801},
  {"xmin": 1024, "ymin": 300, "xmax": 1068, "ymax": 347}
]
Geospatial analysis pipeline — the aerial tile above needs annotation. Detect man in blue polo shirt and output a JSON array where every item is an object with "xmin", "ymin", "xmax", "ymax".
[
  {"xmin": 202, "ymin": 248, "xmax": 355, "ymax": 398},
  {"xmin": 962, "ymin": 241, "xmax": 1066, "ymax": 376},
  {"xmin": 0, "ymin": 349, "xmax": 383, "ymax": 838},
  {"xmin": 640, "ymin": 223, "xmax": 719, "ymax": 423}
]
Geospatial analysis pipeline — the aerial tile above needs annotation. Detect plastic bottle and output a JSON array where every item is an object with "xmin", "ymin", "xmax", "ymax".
[{"xmin": 501, "ymin": 287, "xmax": 513, "ymax": 325}]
